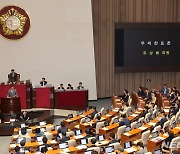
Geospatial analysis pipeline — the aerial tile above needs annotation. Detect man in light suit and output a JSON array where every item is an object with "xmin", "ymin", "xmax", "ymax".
[
  {"xmin": 8, "ymin": 69, "xmax": 18, "ymax": 84},
  {"xmin": 7, "ymin": 86, "xmax": 18, "ymax": 98}
]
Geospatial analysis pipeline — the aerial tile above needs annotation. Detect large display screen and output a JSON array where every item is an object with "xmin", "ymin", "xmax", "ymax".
[{"xmin": 115, "ymin": 23, "xmax": 180, "ymax": 72}]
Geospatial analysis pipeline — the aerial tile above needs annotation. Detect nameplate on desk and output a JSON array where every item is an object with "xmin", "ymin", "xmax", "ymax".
[
  {"xmin": 148, "ymin": 122, "xmax": 156, "ymax": 126},
  {"xmin": 135, "ymin": 111, "xmax": 141, "ymax": 114},
  {"xmin": 131, "ymin": 114, "xmax": 138, "ymax": 117},
  {"xmin": 65, "ymin": 119, "xmax": 72, "ymax": 122},
  {"xmin": 9, "ymin": 144, "xmax": 16, "ymax": 148},
  {"xmin": 13, "ymin": 135, "xmax": 19, "ymax": 138},
  {"xmin": 124, "ymin": 132, "xmax": 131, "ymax": 136},
  {"xmin": 164, "ymin": 109, "xmax": 169, "ymax": 112},
  {"xmin": 50, "ymin": 140, "xmax": 57, "ymax": 144},
  {"xmin": 113, "ymin": 109, "xmax": 119, "ymax": 112},
  {"xmin": 74, "ymin": 135, "xmax": 84, "ymax": 139},
  {"xmin": 106, "ymin": 114, "xmax": 112, "ymax": 117},
  {"xmin": 138, "ymin": 108, "xmax": 144, "ymax": 110},
  {"xmin": 76, "ymin": 145, "xmax": 87, "ymax": 149},
  {"xmin": 102, "ymin": 127, "xmax": 108, "ymax": 130},
  {"xmin": 124, "ymin": 147, "xmax": 137, "ymax": 153},
  {"xmin": 63, "ymin": 148, "xmax": 70, "ymax": 152},
  {"xmin": 138, "ymin": 126, "xmax": 148, "ymax": 130}
]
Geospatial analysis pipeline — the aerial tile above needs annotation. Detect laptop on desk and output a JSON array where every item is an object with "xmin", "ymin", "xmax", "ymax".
[
  {"xmin": 124, "ymin": 141, "xmax": 132, "ymax": 149},
  {"xmin": 59, "ymin": 142, "xmax": 68, "ymax": 149},
  {"xmin": 105, "ymin": 146, "xmax": 114, "ymax": 153},
  {"xmin": 80, "ymin": 138, "xmax": 87, "ymax": 145},
  {"xmin": 154, "ymin": 148, "xmax": 162, "ymax": 154},
  {"xmin": 75, "ymin": 129, "xmax": 82, "ymax": 136},
  {"xmin": 98, "ymin": 135, "xmax": 105, "ymax": 141}
]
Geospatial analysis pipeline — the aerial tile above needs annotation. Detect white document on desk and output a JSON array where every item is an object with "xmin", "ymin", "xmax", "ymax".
[{"xmin": 124, "ymin": 147, "xmax": 137, "ymax": 153}]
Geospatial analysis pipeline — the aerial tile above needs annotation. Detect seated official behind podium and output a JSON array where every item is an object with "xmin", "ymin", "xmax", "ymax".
[
  {"xmin": 8, "ymin": 69, "xmax": 18, "ymax": 84},
  {"xmin": 77, "ymin": 82, "xmax": 84, "ymax": 90},
  {"xmin": 7, "ymin": 86, "xmax": 18, "ymax": 98},
  {"xmin": 67, "ymin": 84, "xmax": 73, "ymax": 90},
  {"xmin": 58, "ymin": 83, "xmax": 65, "ymax": 90},
  {"xmin": 40, "ymin": 78, "xmax": 47, "ymax": 86},
  {"xmin": 20, "ymin": 111, "xmax": 29, "ymax": 121}
]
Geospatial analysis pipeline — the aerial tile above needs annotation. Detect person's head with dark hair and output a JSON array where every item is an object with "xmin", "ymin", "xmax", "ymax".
[
  {"xmin": 42, "ymin": 136, "xmax": 48, "ymax": 144},
  {"xmin": 60, "ymin": 121, "xmax": 65, "ymax": 127},
  {"xmin": 137, "ymin": 142, "xmax": 144, "ymax": 149},
  {"xmin": 60, "ymin": 83, "xmax": 63, "ymax": 86},
  {"xmin": 20, "ymin": 139, "xmax": 26, "ymax": 147},
  {"xmin": 172, "ymin": 150, "xmax": 179, "ymax": 154},
  {"xmin": 110, "ymin": 133, "xmax": 115, "ymax": 140},
  {"xmin": 121, "ymin": 114, "xmax": 126, "ymax": 118},
  {"xmin": 168, "ymin": 131, "xmax": 174, "ymax": 138},
  {"xmin": 68, "ymin": 84, "xmax": 71, "ymax": 87},
  {"xmin": 11, "ymin": 69, "xmax": 15, "ymax": 72},
  {"xmin": 41, "ymin": 146, "xmax": 48, "ymax": 153},
  {"xmin": 119, "ymin": 148, "xmax": 124, "ymax": 153},
  {"xmin": 35, "ymin": 128, "xmax": 41, "ymax": 134},
  {"xmin": 14, "ymin": 146, "xmax": 20, "ymax": 152},
  {"xmin": 85, "ymin": 129, "xmax": 91, "ymax": 135},
  {"xmin": 124, "ymin": 89, "xmax": 129, "ymax": 95},
  {"xmin": 96, "ymin": 114, "xmax": 101, "ymax": 121},
  {"xmin": 21, "ymin": 127, "xmax": 27, "ymax": 135},
  {"xmin": 163, "ymin": 84, "xmax": 167, "ymax": 88},
  {"xmin": 91, "ymin": 138, "xmax": 96, "ymax": 145},
  {"xmin": 79, "ymin": 82, "xmax": 82, "ymax": 85},
  {"xmin": 93, "ymin": 106, "xmax": 97, "ymax": 111}
]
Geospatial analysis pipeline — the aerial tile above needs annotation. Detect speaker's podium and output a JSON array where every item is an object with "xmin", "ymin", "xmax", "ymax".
[
  {"xmin": 32, "ymin": 84, "xmax": 54, "ymax": 108},
  {"xmin": 1, "ymin": 97, "xmax": 21, "ymax": 115}
]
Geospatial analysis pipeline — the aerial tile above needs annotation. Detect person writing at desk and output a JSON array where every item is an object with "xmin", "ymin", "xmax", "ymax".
[
  {"xmin": 40, "ymin": 78, "xmax": 47, "ymax": 86},
  {"xmin": 77, "ymin": 82, "xmax": 84, "ymax": 90},
  {"xmin": 7, "ymin": 86, "xmax": 18, "ymax": 98},
  {"xmin": 8, "ymin": 69, "xmax": 18, "ymax": 84}
]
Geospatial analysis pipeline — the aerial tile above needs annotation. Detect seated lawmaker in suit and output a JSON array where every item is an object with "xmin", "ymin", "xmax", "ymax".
[
  {"xmin": 7, "ymin": 86, "xmax": 18, "ymax": 98},
  {"xmin": 135, "ymin": 142, "xmax": 147, "ymax": 154},
  {"xmin": 144, "ymin": 88, "xmax": 152, "ymax": 102},
  {"xmin": 159, "ymin": 84, "xmax": 169, "ymax": 95},
  {"xmin": 58, "ymin": 83, "xmax": 65, "ymax": 90},
  {"xmin": 67, "ymin": 84, "xmax": 73, "ymax": 90},
  {"xmin": 40, "ymin": 78, "xmax": 47, "ymax": 86},
  {"xmin": 20, "ymin": 111, "xmax": 29, "ymax": 121},
  {"xmin": 109, "ymin": 133, "xmax": 119, "ymax": 144},
  {"xmin": 137, "ymin": 86, "xmax": 145, "ymax": 97},
  {"xmin": 90, "ymin": 106, "xmax": 98, "ymax": 119},
  {"xmin": 119, "ymin": 114, "xmax": 131, "ymax": 128},
  {"xmin": 121, "ymin": 90, "xmax": 129, "ymax": 103},
  {"xmin": 8, "ymin": 69, "xmax": 18, "ymax": 84},
  {"xmin": 59, "ymin": 132, "xmax": 70, "ymax": 143},
  {"xmin": 58, "ymin": 121, "xmax": 68, "ymax": 134},
  {"xmin": 77, "ymin": 82, "xmax": 84, "ymax": 90}
]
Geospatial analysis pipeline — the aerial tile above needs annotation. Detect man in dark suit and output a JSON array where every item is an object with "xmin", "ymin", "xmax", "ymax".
[
  {"xmin": 144, "ymin": 88, "xmax": 152, "ymax": 102},
  {"xmin": 40, "ymin": 78, "xmax": 47, "ymax": 86},
  {"xmin": 171, "ymin": 103, "xmax": 179, "ymax": 115},
  {"xmin": 159, "ymin": 113, "xmax": 168, "ymax": 128},
  {"xmin": 119, "ymin": 114, "xmax": 131, "ymax": 128},
  {"xmin": 7, "ymin": 86, "xmax": 18, "ymax": 98},
  {"xmin": 90, "ymin": 106, "xmax": 98, "ymax": 119},
  {"xmin": 160, "ymin": 84, "xmax": 169, "ymax": 95},
  {"xmin": 58, "ymin": 121, "xmax": 68, "ymax": 134},
  {"xmin": 58, "ymin": 83, "xmax": 65, "ymax": 90},
  {"xmin": 137, "ymin": 86, "xmax": 145, "ymax": 97},
  {"xmin": 8, "ymin": 69, "xmax": 18, "ymax": 84},
  {"xmin": 109, "ymin": 133, "xmax": 119, "ymax": 144},
  {"xmin": 77, "ymin": 82, "xmax": 84, "ymax": 90},
  {"xmin": 59, "ymin": 132, "xmax": 70, "ymax": 143}
]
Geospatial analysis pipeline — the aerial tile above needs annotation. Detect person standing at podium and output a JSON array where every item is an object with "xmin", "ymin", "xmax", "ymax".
[
  {"xmin": 40, "ymin": 77, "xmax": 47, "ymax": 86},
  {"xmin": 8, "ymin": 69, "xmax": 18, "ymax": 84},
  {"xmin": 77, "ymin": 82, "xmax": 84, "ymax": 90},
  {"xmin": 7, "ymin": 86, "xmax": 18, "ymax": 98}
]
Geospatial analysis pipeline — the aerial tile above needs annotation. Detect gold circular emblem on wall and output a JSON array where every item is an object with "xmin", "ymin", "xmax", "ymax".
[{"xmin": 0, "ymin": 5, "xmax": 30, "ymax": 40}]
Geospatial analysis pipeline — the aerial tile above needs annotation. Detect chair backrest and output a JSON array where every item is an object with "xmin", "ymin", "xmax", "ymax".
[
  {"xmin": 110, "ymin": 116, "xmax": 119, "ymax": 124},
  {"xmin": 87, "ymin": 147, "xmax": 100, "ymax": 154},
  {"xmin": 145, "ymin": 113, "xmax": 151, "ymax": 119},
  {"xmin": 128, "ymin": 98, "xmax": 132, "ymax": 106},
  {"xmin": 152, "ymin": 109, "xmax": 158, "ymax": 118},
  {"xmin": 131, "ymin": 122, "xmax": 137, "ymax": 129},
  {"xmin": 45, "ymin": 132, "xmax": 53, "ymax": 140},
  {"xmin": 94, "ymin": 113, "xmax": 100, "ymax": 120},
  {"xmin": 170, "ymin": 115, "xmax": 176, "ymax": 126},
  {"xmin": 96, "ymin": 122, "xmax": 105, "ymax": 134},
  {"xmin": 25, "ymin": 135, "xmax": 31, "ymax": 142},
  {"xmin": 100, "ymin": 107, "xmax": 105, "ymax": 115},
  {"xmin": 46, "ymin": 125, "xmax": 54, "ymax": 132},
  {"xmin": 138, "ymin": 117, "xmax": 144, "ymax": 125},
  {"xmin": 163, "ymin": 120, "xmax": 170, "ymax": 132},
  {"xmin": 170, "ymin": 136, "xmax": 180, "ymax": 151},
  {"xmin": 67, "ymin": 139, "xmax": 77, "ymax": 147},
  {"xmin": 26, "ymin": 128, "xmax": 32, "ymax": 134},
  {"xmin": 141, "ymin": 130, "xmax": 150, "ymax": 145},
  {"xmin": 151, "ymin": 95, "xmax": 156, "ymax": 104},
  {"xmin": 175, "ymin": 112, "xmax": 180, "ymax": 123},
  {"xmin": 126, "ymin": 107, "xmax": 132, "ymax": 116},
  {"xmin": 153, "ymin": 125, "xmax": 161, "ymax": 133},
  {"xmin": 109, "ymin": 142, "xmax": 120, "ymax": 150},
  {"xmin": 80, "ymin": 118, "xmax": 86, "ymax": 124},
  {"xmin": 116, "ymin": 125, "xmax": 126, "ymax": 140}
]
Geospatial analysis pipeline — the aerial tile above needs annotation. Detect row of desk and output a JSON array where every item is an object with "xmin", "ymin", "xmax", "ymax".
[{"xmin": 0, "ymin": 84, "xmax": 88, "ymax": 110}]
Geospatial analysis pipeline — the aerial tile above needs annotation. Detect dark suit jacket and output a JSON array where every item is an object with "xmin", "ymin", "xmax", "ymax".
[
  {"xmin": 40, "ymin": 81, "xmax": 47, "ymax": 86},
  {"xmin": 172, "ymin": 107, "xmax": 179, "ymax": 115},
  {"xmin": 119, "ymin": 118, "xmax": 131, "ymax": 127},
  {"xmin": 138, "ymin": 90, "xmax": 145, "ymax": 97},
  {"xmin": 58, "ymin": 126, "xmax": 68, "ymax": 134},
  {"xmin": 77, "ymin": 86, "xmax": 84, "ymax": 90},
  {"xmin": 122, "ymin": 94, "xmax": 129, "ymax": 103},
  {"xmin": 8, "ymin": 72, "xmax": 17, "ymax": 83},
  {"xmin": 91, "ymin": 110, "xmax": 98, "ymax": 119},
  {"xmin": 8, "ymin": 89, "xmax": 18, "ymax": 98},
  {"xmin": 145, "ymin": 92, "xmax": 152, "ymax": 101},
  {"xmin": 160, "ymin": 88, "xmax": 169, "ymax": 95},
  {"xmin": 159, "ymin": 117, "xmax": 168, "ymax": 128},
  {"xmin": 109, "ymin": 139, "xmax": 119, "ymax": 144}
]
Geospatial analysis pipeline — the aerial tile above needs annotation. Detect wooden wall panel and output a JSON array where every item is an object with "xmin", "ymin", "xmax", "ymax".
[{"xmin": 92, "ymin": 0, "xmax": 180, "ymax": 98}]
